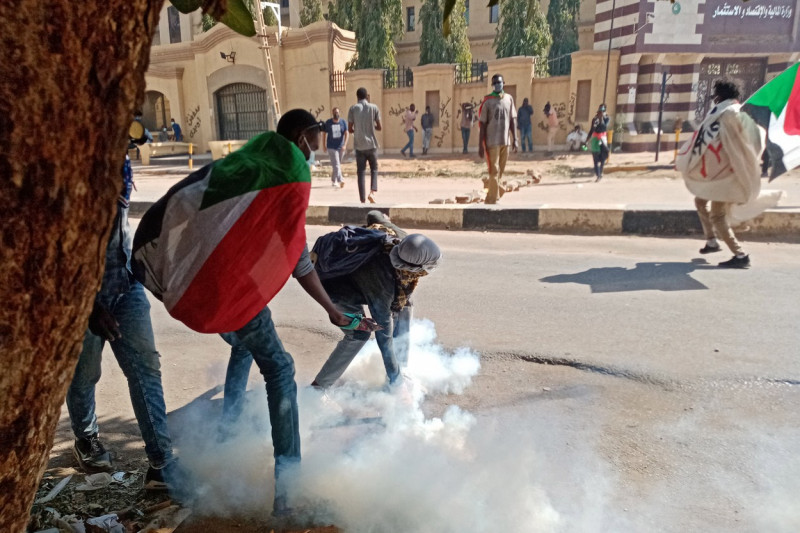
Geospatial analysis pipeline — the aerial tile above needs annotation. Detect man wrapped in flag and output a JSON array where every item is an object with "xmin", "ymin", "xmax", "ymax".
[
  {"xmin": 132, "ymin": 109, "xmax": 351, "ymax": 516},
  {"xmin": 676, "ymin": 80, "xmax": 765, "ymax": 269}
]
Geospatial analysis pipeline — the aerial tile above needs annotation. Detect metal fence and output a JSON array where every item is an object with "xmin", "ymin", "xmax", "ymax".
[
  {"xmin": 384, "ymin": 66, "xmax": 414, "ymax": 89},
  {"xmin": 330, "ymin": 71, "xmax": 346, "ymax": 93},
  {"xmin": 535, "ymin": 54, "xmax": 572, "ymax": 78},
  {"xmin": 454, "ymin": 61, "xmax": 489, "ymax": 84}
]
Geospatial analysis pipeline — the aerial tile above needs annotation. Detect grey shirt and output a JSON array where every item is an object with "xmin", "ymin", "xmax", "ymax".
[
  {"xmin": 479, "ymin": 93, "xmax": 517, "ymax": 147},
  {"xmin": 348, "ymin": 99, "xmax": 381, "ymax": 151}
]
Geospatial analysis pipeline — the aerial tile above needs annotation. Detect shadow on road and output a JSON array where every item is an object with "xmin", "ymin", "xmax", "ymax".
[{"xmin": 540, "ymin": 258, "xmax": 716, "ymax": 293}]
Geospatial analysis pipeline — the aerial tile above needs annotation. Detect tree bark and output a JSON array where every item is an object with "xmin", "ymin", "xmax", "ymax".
[{"xmin": 0, "ymin": 1, "xmax": 162, "ymax": 530}]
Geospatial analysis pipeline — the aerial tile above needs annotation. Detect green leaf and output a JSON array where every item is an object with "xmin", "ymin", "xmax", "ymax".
[
  {"xmin": 168, "ymin": 0, "xmax": 203, "ymax": 14},
  {"xmin": 442, "ymin": 0, "xmax": 455, "ymax": 36},
  {"xmin": 220, "ymin": 0, "xmax": 257, "ymax": 36}
]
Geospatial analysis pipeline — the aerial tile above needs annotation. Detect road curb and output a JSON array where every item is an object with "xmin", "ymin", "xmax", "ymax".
[{"xmin": 129, "ymin": 201, "xmax": 800, "ymax": 241}]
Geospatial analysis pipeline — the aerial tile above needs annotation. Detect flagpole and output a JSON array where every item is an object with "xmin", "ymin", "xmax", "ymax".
[{"xmin": 603, "ymin": 0, "xmax": 617, "ymax": 104}]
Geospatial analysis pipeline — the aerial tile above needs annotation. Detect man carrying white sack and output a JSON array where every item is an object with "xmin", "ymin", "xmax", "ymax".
[{"xmin": 676, "ymin": 80, "xmax": 765, "ymax": 269}]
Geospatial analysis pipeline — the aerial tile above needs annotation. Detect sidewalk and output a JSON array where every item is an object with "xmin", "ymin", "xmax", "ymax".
[{"xmin": 130, "ymin": 151, "xmax": 800, "ymax": 241}]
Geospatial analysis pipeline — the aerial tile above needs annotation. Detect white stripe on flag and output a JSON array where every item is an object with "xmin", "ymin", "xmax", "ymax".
[
  {"xmin": 769, "ymin": 106, "xmax": 800, "ymax": 173},
  {"xmin": 156, "ymin": 168, "xmax": 259, "ymax": 313}
]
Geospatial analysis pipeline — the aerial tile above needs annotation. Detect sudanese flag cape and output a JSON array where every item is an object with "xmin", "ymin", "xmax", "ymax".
[
  {"xmin": 675, "ymin": 99, "xmax": 764, "ymax": 204},
  {"xmin": 742, "ymin": 62, "xmax": 800, "ymax": 180},
  {"xmin": 132, "ymin": 132, "xmax": 311, "ymax": 333}
]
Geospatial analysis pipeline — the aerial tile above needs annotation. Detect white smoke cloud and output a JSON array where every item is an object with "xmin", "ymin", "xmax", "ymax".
[{"xmin": 171, "ymin": 320, "xmax": 616, "ymax": 531}]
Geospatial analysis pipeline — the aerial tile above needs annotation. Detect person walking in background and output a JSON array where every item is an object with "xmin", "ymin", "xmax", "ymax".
[
  {"xmin": 401, "ymin": 103, "xmax": 418, "ymax": 158},
  {"xmin": 323, "ymin": 107, "xmax": 349, "ymax": 188},
  {"xmin": 348, "ymin": 87, "xmax": 383, "ymax": 203},
  {"xmin": 517, "ymin": 98, "xmax": 534, "ymax": 153},
  {"xmin": 479, "ymin": 73, "xmax": 517, "ymax": 204},
  {"xmin": 588, "ymin": 104, "xmax": 610, "ymax": 182},
  {"xmin": 421, "ymin": 106, "xmax": 435, "ymax": 155},
  {"xmin": 544, "ymin": 102, "xmax": 559, "ymax": 155},
  {"xmin": 170, "ymin": 118, "xmax": 182, "ymax": 142},
  {"xmin": 460, "ymin": 103, "xmax": 475, "ymax": 153}
]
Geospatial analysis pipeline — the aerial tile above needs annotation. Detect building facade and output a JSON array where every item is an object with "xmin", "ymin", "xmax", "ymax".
[{"xmin": 584, "ymin": 0, "xmax": 800, "ymax": 150}]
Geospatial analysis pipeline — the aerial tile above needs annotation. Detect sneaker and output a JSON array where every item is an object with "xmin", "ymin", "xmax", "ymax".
[
  {"xmin": 718, "ymin": 255, "xmax": 750, "ymax": 269},
  {"xmin": 73, "ymin": 433, "xmax": 113, "ymax": 473},
  {"xmin": 331, "ymin": 182, "xmax": 338, "ymax": 188},
  {"xmin": 699, "ymin": 243, "xmax": 722, "ymax": 254},
  {"xmin": 145, "ymin": 459, "xmax": 193, "ymax": 501},
  {"xmin": 368, "ymin": 192, "xmax": 376, "ymax": 204},
  {"xmin": 339, "ymin": 180, "xmax": 346, "ymax": 188}
]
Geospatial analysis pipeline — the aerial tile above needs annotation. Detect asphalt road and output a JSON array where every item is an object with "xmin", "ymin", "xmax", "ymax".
[{"xmin": 46, "ymin": 228, "xmax": 800, "ymax": 532}]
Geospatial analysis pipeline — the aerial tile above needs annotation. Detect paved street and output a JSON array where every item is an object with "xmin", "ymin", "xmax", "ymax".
[{"xmin": 45, "ymin": 228, "xmax": 800, "ymax": 532}]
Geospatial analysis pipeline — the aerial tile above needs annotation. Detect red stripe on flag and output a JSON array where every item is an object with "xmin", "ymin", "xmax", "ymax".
[
  {"xmin": 785, "ymin": 72, "xmax": 800, "ymax": 135},
  {"xmin": 170, "ymin": 181, "xmax": 311, "ymax": 333}
]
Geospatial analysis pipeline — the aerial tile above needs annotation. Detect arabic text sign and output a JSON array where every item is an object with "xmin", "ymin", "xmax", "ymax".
[{"xmin": 706, "ymin": 0, "xmax": 795, "ymax": 35}]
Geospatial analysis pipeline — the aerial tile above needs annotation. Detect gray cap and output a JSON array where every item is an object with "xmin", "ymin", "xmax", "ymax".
[{"xmin": 389, "ymin": 234, "xmax": 442, "ymax": 273}]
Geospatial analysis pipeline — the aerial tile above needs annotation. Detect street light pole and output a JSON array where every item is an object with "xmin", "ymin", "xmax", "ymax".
[{"xmin": 602, "ymin": 0, "xmax": 617, "ymax": 104}]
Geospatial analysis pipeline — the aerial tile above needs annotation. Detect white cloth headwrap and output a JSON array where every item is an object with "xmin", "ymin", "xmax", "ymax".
[{"xmin": 389, "ymin": 234, "xmax": 441, "ymax": 273}]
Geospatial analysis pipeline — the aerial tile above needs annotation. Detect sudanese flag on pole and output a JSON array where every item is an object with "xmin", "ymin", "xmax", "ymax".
[
  {"xmin": 742, "ymin": 62, "xmax": 800, "ymax": 180},
  {"xmin": 132, "ymin": 131, "xmax": 311, "ymax": 334}
]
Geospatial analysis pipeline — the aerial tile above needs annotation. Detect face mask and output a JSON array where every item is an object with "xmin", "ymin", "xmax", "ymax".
[
  {"xmin": 493, "ymin": 82, "xmax": 504, "ymax": 93},
  {"xmin": 302, "ymin": 136, "xmax": 316, "ymax": 166}
]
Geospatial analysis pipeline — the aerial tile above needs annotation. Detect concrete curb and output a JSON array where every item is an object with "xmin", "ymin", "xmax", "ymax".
[{"xmin": 130, "ymin": 202, "xmax": 800, "ymax": 242}]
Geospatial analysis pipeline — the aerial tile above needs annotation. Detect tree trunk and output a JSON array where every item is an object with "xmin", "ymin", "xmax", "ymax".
[{"xmin": 0, "ymin": 1, "xmax": 162, "ymax": 530}]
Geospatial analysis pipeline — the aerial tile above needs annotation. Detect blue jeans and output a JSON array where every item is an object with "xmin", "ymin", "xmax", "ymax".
[
  {"xmin": 519, "ymin": 124, "xmax": 533, "ymax": 152},
  {"xmin": 313, "ymin": 301, "xmax": 411, "ymax": 388},
  {"xmin": 220, "ymin": 306, "xmax": 300, "ymax": 499},
  {"xmin": 461, "ymin": 128, "xmax": 471, "ymax": 153},
  {"xmin": 66, "ymin": 281, "xmax": 173, "ymax": 468},
  {"xmin": 401, "ymin": 129, "xmax": 414, "ymax": 155}
]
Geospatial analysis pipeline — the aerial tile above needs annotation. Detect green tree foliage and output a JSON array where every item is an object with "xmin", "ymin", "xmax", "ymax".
[
  {"xmin": 355, "ymin": 0, "xmax": 403, "ymax": 69},
  {"xmin": 419, "ymin": 0, "xmax": 471, "ymax": 65},
  {"xmin": 546, "ymin": 0, "xmax": 578, "ymax": 74},
  {"xmin": 328, "ymin": 0, "xmax": 359, "ymax": 31},
  {"xmin": 493, "ymin": 0, "xmax": 552, "ymax": 59},
  {"xmin": 300, "ymin": 0, "xmax": 324, "ymax": 26},
  {"xmin": 263, "ymin": 5, "xmax": 278, "ymax": 26}
]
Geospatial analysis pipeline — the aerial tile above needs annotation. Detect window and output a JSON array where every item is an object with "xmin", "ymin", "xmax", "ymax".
[
  {"xmin": 407, "ymin": 7, "xmax": 415, "ymax": 31},
  {"xmin": 167, "ymin": 6, "xmax": 181, "ymax": 43},
  {"xmin": 281, "ymin": 0, "xmax": 289, "ymax": 7},
  {"xmin": 489, "ymin": 4, "xmax": 499, "ymax": 23},
  {"xmin": 465, "ymin": 0, "xmax": 470, "ymax": 26}
]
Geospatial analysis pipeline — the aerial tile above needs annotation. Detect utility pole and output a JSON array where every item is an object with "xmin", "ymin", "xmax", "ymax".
[
  {"xmin": 256, "ymin": 2, "xmax": 282, "ymax": 130},
  {"xmin": 655, "ymin": 71, "xmax": 667, "ymax": 162}
]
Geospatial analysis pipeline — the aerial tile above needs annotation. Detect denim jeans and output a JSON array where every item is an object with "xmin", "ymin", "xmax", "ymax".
[
  {"xmin": 328, "ymin": 148, "xmax": 343, "ymax": 184},
  {"xmin": 313, "ymin": 304, "xmax": 410, "ymax": 388},
  {"xmin": 422, "ymin": 129, "xmax": 432, "ymax": 151},
  {"xmin": 519, "ymin": 124, "xmax": 533, "ymax": 152},
  {"xmin": 219, "ymin": 306, "xmax": 300, "ymax": 499},
  {"xmin": 355, "ymin": 148, "xmax": 379, "ymax": 203},
  {"xmin": 401, "ymin": 129, "xmax": 415, "ymax": 155},
  {"xmin": 66, "ymin": 281, "xmax": 173, "ymax": 468},
  {"xmin": 461, "ymin": 128, "xmax": 471, "ymax": 153}
]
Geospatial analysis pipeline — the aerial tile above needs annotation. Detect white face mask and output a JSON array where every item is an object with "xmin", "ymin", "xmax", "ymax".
[{"xmin": 302, "ymin": 136, "xmax": 316, "ymax": 166}]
